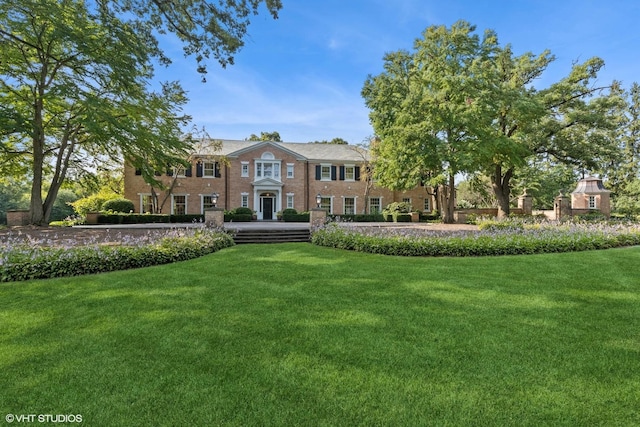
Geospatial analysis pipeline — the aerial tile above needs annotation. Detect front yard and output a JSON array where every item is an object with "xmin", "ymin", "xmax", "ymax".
[{"xmin": 1, "ymin": 243, "xmax": 639, "ymax": 425}]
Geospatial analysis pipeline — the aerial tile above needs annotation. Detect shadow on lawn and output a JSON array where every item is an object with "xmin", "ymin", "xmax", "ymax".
[{"xmin": 1, "ymin": 245, "xmax": 640, "ymax": 425}]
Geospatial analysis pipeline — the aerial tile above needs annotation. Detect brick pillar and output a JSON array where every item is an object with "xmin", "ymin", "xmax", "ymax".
[
  {"xmin": 310, "ymin": 208, "xmax": 327, "ymax": 228},
  {"xmin": 204, "ymin": 207, "xmax": 225, "ymax": 228},
  {"xmin": 517, "ymin": 192, "xmax": 533, "ymax": 215},
  {"xmin": 6, "ymin": 210, "xmax": 30, "ymax": 226},
  {"xmin": 554, "ymin": 194, "xmax": 571, "ymax": 220}
]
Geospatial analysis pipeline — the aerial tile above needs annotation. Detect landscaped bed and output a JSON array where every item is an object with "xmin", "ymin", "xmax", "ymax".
[
  {"xmin": 1, "ymin": 243, "xmax": 639, "ymax": 425},
  {"xmin": 313, "ymin": 220, "xmax": 640, "ymax": 256}
]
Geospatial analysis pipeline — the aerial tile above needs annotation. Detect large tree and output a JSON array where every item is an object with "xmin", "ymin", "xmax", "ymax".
[
  {"xmin": 363, "ymin": 21, "xmax": 620, "ymax": 219},
  {"xmin": 0, "ymin": 0, "xmax": 281, "ymax": 224},
  {"xmin": 363, "ymin": 22, "xmax": 498, "ymax": 222}
]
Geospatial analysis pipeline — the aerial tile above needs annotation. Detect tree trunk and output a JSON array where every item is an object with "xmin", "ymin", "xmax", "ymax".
[
  {"xmin": 29, "ymin": 86, "xmax": 46, "ymax": 225},
  {"xmin": 491, "ymin": 164, "xmax": 513, "ymax": 219},
  {"xmin": 437, "ymin": 174, "xmax": 456, "ymax": 224}
]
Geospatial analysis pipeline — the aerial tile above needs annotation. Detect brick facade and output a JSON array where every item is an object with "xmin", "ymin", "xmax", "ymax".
[{"xmin": 124, "ymin": 140, "xmax": 434, "ymax": 219}]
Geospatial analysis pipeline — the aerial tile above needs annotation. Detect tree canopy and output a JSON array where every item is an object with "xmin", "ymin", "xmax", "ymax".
[
  {"xmin": 362, "ymin": 21, "xmax": 621, "ymax": 219},
  {"xmin": 0, "ymin": 0, "xmax": 281, "ymax": 224}
]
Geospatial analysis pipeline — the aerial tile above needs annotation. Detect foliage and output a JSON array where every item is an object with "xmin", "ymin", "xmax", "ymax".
[
  {"xmin": 311, "ymin": 221, "xmax": 640, "ymax": 257},
  {"xmin": 71, "ymin": 189, "xmax": 121, "ymax": 217},
  {"xmin": 382, "ymin": 201, "xmax": 412, "ymax": 214},
  {"xmin": 94, "ymin": 213, "xmax": 204, "ymax": 224},
  {"xmin": 309, "ymin": 138, "xmax": 349, "ymax": 144},
  {"xmin": 50, "ymin": 189, "xmax": 79, "ymax": 222},
  {"xmin": 246, "ymin": 131, "xmax": 282, "ymax": 141},
  {"xmin": 102, "ymin": 198, "xmax": 135, "ymax": 213},
  {"xmin": 281, "ymin": 208, "xmax": 298, "ymax": 215},
  {"xmin": 0, "ymin": 229, "xmax": 233, "ymax": 282},
  {"xmin": 362, "ymin": 21, "xmax": 621, "ymax": 220},
  {"xmin": 0, "ymin": 0, "xmax": 194, "ymax": 224},
  {"xmin": 0, "ymin": 178, "xmax": 29, "ymax": 224},
  {"xmin": 614, "ymin": 179, "xmax": 640, "ymax": 215},
  {"xmin": 283, "ymin": 212, "xmax": 310, "ymax": 222},
  {"xmin": 232, "ymin": 207, "xmax": 254, "ymax": 215}
]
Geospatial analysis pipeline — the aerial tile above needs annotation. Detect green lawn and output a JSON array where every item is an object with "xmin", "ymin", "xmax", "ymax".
[{"xmin": 1, "ymin": 244, "xmax": 639, "ymax": 426}]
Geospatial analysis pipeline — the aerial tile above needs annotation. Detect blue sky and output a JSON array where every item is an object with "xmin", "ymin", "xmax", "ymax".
[{"xmin": 157, "ymin": 0, "xmax": 640, "ymax": 145}]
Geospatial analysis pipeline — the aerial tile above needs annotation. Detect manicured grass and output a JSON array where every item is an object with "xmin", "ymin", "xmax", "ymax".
[{"xmin": 1, "ymin": 244, "xmax": 640, "ymax": 426}]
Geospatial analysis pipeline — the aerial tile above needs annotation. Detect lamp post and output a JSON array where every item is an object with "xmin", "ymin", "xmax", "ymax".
[
  {"xmin": 316, "ymin": 193, "xmax": 322, "ymax": 208},
  {"xmin": 211, "ymin": 192, "xmax": 219, "ymax": 208}
]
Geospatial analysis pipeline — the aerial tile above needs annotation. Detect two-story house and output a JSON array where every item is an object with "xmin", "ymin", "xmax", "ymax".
[{"xmin": 124, "ymin": 139, "xmax": 434, "ymax": 219}]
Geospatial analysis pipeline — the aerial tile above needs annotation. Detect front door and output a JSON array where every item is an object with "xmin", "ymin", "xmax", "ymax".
[{"xmin": 263, "ymin": 197, "xmax": 273, "ymax": 220}]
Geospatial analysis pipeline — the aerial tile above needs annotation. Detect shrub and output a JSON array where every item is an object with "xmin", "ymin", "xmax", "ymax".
[
  {"xmin": 50, "ymin": 189, "xmax": 79, "ymax": 221},
  {"xmin": 233, "ymin": 207, "xmax": 254, "ymax": 215},
  {"xmin": 102, "ymin": 198, "xmax": 134, "ymax": 213},
  {"xmin": 0, "ymin": 229, "xmax": 234, "ymax": 282},
  {"xmin": 71, "ymin": 190, "xmax": 120, "ymax": 216},
  {"xmin": 383, "ymin": 201, "xmax": 412, "ymax": 215},
  {"xmin": 282, "ymin": 208, "xmax": 298, "ymax": 215},
  {"xmin": 283, "ymin": 212, "xmax": 310, "ymax": 222}
]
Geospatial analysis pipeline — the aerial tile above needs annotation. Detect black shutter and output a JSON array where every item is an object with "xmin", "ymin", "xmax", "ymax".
[
  {"xmin": 196, "ymin": 163, "xmax": 203, "ymax": 177},
  {"xmin": 331, "ymin": 166, "xmax": 337, "ymax": 181},
  {"xmin": 135, "ymin": 168, "xmax": 142, "ymax": 176},
  {"xmin": 214, "ymin": 162, "xmax": 221, "ymax": 178},
  {"xmin": 315, "ymin": 165, "xmax": 321, "ymax": 180},
  {"xmin": 339, "ymin": 166, "xmax": 345, "ymax": 181},
  {"xmin": 185, "ymin": 165, "xmax": 192, "ymax": 177},
  {"xmin": 355, "ymin": 166, "xmax": 361, "ymax": 181},
  {"xmin": 166, "ymin": 168, "xmax": 173, "ymax": 176}
]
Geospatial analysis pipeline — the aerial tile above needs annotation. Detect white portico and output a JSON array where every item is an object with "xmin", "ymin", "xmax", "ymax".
[{"xmin": 252, "ymin": 152, "xmax": 284, "ymax": 220}]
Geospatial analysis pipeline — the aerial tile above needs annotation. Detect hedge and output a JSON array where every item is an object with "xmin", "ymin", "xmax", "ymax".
[
  {"xmin": 311, "ymin": 221, "xmax": 640, "ymax": 257},
  {"xmin": 1, "ymin": 229, "xmax": 234, "ymax": 282},
  {"xmin": 95, "ymin": 213, "xmax": 204, "ymax": 224}
]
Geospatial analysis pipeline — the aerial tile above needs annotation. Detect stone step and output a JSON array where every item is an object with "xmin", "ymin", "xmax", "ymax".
[{"xmin": 232, "ymin": 228, "xmax": 311, "ymax": 244}]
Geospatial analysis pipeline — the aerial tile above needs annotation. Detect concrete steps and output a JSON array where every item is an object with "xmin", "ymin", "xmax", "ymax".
[{"xmin": 232, "ymin": 228, "xmax": 311, "ymax": 244}]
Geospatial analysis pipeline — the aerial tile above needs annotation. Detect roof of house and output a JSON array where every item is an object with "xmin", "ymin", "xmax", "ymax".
[
  {"xmin": 572, "ymin": 176, "xmax": 611, "ymax": 194},
  {"xmin": 197, "ymin": 139, "xmax": 369, "ymax": 162}
]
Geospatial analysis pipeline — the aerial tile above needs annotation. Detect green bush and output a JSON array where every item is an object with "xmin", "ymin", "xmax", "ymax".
[
  {"xmin": 282, "ymin": 208, "xmax": 298, "ymax": 215},
  {"xmin": 233, "ymin": 207, "xmax": 254, "ymax": 215},
  {"xmin": 225, "ymin": 213, "xmax": 253, "ymax": 222},
  {"xmin": 383, "ymin": 201, "xmax": 412, "ymax": 214},
  {"xmin": 395, "ymin": 213, "xmax": 412, "ymax": 222},
  {"xmin": 71, "ymin": 190, "xmax": 120, "ymax": 216},
  {"xmin": 50, "ymin": 189, "xmax": 79, "ymax": 221},
  {"xmin": 102, "ymin": 198, "xmax": 134, "ymax": 213},
  {"xmin": 0, "ymin": 229, "xmax": 234, "ymax": 282},
  {"xmin": 283, "ymin": 213, "xmax": 310, "ymax": 222}
]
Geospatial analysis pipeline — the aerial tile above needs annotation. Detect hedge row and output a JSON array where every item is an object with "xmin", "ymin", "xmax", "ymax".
[
  {"xmin": 96, "ymin": 213, "xmax": 205, "ymax": 224},
  {"xmin": 1, "ymin": 230, "xmax": 234, "ymax": 282},
  {"xmin": 311, "ymin": 222, "xmax": 640, "ymax": 257}
]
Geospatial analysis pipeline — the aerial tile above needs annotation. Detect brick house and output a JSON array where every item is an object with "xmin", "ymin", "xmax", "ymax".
[{"xmin": 124, "ymin": 139, "xmax": 434, "ymax": 220}]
